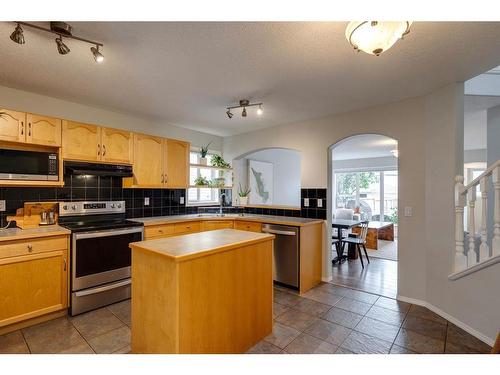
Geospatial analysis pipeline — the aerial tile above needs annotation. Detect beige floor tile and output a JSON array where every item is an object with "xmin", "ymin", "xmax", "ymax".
[
  {"xmin": 112, "ymin": 345, "xmax": 131, "ymax": 354},
  {"xmin": 354, "ymin": 316, "xmax": 400, "ymax": 342},
  {"xmin": 317, "ymin": 283, "xmax": 351, "ymax": 297},
  {"xmin": 0, "ymin": 331, "xmax": 29, "ymax": 354},
  {"xmin": 394, "ymin": 328, "xmax": 444, "ymax": 354},
  {"xmin": 389, "ymin": 344, "xmax": 418, "ymax": 354},
  {"xmin": 264, "ymin": 322, "xmax": 301, "ymax": 349},
  {"xmin": 375, "ymin": 296, "xmax": 411, "ymax": 313},
  {"xmin": 58, "ymin": 341, "xmax": 95, "ymax": 354},
  {"xmin": 275, "ymin": 309, "xmax": 319, "ymax": 331},
  {"xmin": 340, "ymin": 331, "xmax": 392, "ymax": 354},
  {"xmin": 273, "ymin": 290, "xmax": 304, "ymax": 307},
  {"xmin": 342, "ymin": 289, "xmax": 379, "ymax": 304},
  {"xmin": 273, "ymin": 302, "xmax": 290, "ymax": 319},
  {"xmin": 365, "ymin": 305, "xmax": 406, "ymax": 326},
  {"xmin": 335, "ymin": 297, "xmax": 372, "ymax": 315},
  {"xmin": 293, "ymin": 298, "xmax": 331, "ymax": 317},
  {"xmin": 301, "ymin": 289, "xmax": 343, "ymax": 306},
  {"xmin": 71, "ymin": 308, "xmax": 125, "ymax": 339},
  {"xmin": 304, "ymin": 319, "xmax": 352, "ymax": 346},
  {"xmin": 88, "ymin": 326, "xmax": 131, "ymax": 354},
  {"xmin": 402, "ymin": 315, "xmax": 447, "ymax": 341},
  {"xmin": 284, "ymin": 333, "xmax": 337, "ymax": 354},
  {"xmin": 107, "ymin": 299, "xmax": 131, "ymax": 326},
  {"xmin": 322, "ymin": 307, "xmax": 363, "ymax": 329},
  {"xmin": 246, "ymin": 341, "xmax": 282, "ymax": 354},
  {"xmin": 22, "ymin": 317, "xmax": 88, "ymax": 354},
  {"xmin": 335, "ymin": 346, "xmax": 355, "ymax": 354}
]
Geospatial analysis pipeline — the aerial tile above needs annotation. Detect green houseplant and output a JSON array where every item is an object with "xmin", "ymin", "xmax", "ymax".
[
  {"xmin": 194, "ymin": 176, "xmax": 209, "ymax": 186},
  {"xmin": 199, "ymin": 141, "xmax": 212, "ymax": 165},
  {"xmin": 238, "ymin": 183, "xmax": 251, "ymax": 206},
  {"xmin": 210, "ymin": 154, "xmax": 231, "ymax": 169}
]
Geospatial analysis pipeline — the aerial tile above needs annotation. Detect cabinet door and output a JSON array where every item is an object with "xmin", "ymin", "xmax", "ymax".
[
  {"xmin": 132, "ymin": 133, "xmax": 164, "ymax": 187},
  {"xmin": 164, "ymin": 139, "xmax": 190, "ymax": 188},
  {"xmin": 62, "ymin": 121, "xmax": 101, "ymax": 162},
  {"xmin": 0, "ymin": 250, "xmax": 68, "ymax": 327},
  {"xmin": 201, "ymin": 220, "xmax": 234, "ymax": 231},
  {"xmin": 0, "ymin": 109, "xmax": 25, "ymax": 143},
  {"xmin": 26, "ymin": 114, "xmax": 62, "ymax": 147},
  {"xmin": 101, "ymin": 127, "xmax": 133, "ymax": 164},
  {"xmin": 234, "ymin": 221, "xmax": 262, "ymax": 232}
]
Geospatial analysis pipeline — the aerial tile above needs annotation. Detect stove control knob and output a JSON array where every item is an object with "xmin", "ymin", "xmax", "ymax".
[
  {"xmin": 117, "ymin": 203, "xmax": 122, "ymax": 209},
  {"xmin": 110, "ymin": 204, "xmax": 115, "ymax": 208},
  {"xmin": 71, "ymin": 205, "xmax": 77, "ymax": 210},
  {"xmin": 63, "ymin": 205, "xmax": 68, "ymax": 210}
]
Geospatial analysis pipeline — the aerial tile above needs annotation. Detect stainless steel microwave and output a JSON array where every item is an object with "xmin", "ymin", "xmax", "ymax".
[{"xmin": 0, "ymin": 149, "xmax": 59, "ymax": 181}]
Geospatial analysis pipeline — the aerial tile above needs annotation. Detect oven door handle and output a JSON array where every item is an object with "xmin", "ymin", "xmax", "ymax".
[
  {"xmin": 73, "ymin": 227, "xmax": 144, "ymax": 240},
  {"xmin": 74, "ymin": 279, "xmax": 131, "ymax": 297}
]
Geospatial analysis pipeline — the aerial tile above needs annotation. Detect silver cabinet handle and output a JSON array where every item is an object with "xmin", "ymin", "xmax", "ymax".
[
  {"xmin": 102, "ymin": 144, "xmax": 106, "ymax": 156},
  {"xmin": 63, "ymin": 258, "xmax": 67, "ymax": 271},
  {"xmin": 97, "ymin": 144, "xmax": 101, "ymax": 156},
  {"xmin": 161, "ymin": 174, "xmax": 164, "ymax": 183},
  {"xmin": 262, "ymin": 228, "xmax": 297, "ymax": 236},
  {"xmin": 28, "ymin": 122, "xmax": 31, "ymax": 136},
  {"xmin": 20, "ymin": 121, "xmax": 24, "ymax": 135}
]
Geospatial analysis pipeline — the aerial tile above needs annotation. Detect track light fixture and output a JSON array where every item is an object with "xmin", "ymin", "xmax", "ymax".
[
  {"xmin": 9, "ymin": 21, "xmax": 104, "ymax": 63},
  {"xmin": 225, "ymin": 99, "xmax": 263, "ymax": 119},
  {"xmin": 10, "ymin": 23, "xmax": 25, "ymax": 45}
]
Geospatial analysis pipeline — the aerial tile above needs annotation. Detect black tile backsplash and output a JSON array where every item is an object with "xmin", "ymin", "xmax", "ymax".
[{"xmin": 0, "ymin": 180, "xmax": 327, "ymax": 226}]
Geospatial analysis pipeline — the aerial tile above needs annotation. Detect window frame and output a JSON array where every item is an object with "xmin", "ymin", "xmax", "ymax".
[{"xmin": 187, "ymin": 148, "xmax": 221, "ymax": 206}]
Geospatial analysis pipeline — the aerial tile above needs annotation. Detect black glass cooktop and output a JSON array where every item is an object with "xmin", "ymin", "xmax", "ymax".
[{"xmin": 59, "ymin": 217, "xmax": 143, "ymax": 233}]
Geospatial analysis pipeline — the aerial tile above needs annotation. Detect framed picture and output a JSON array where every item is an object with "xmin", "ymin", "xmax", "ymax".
[{"xmin": 248, "ymin": 160, "xmax": 274, "ymax": 205}]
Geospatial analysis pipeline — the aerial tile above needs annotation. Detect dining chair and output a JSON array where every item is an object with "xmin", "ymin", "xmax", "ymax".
[
  {"xmin": 341, "ymin": 221, "xmax": 370, "ymax": 268},
  {"xmin": 332, "ymin": 208, "xmax": 354, "ymax": 239}
]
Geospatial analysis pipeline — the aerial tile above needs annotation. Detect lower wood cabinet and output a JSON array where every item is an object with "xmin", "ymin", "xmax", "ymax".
[
  {"xmin": 201, "ymin": 220, "xmax": 234, "ymax": 231},
  {"xmin": 0, "ymin": 236, "xmax": 68, "ymax": 328},
  {"xmin": 173, "ymin": 221, "xmax": 201, "ymax": 235},
  {"xmin": 234, "ymin": 221, "xmax": 262, "ymax": 233}
]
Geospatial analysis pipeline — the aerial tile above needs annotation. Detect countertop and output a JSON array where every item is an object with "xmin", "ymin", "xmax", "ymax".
[
  {"xmin": 129, "ymin": 228, "xmax": 274, "ymax": 262},
  {"xmin": 0, "ymin": 225, "xmax": 71, "ymax": 242},
  {"xmin": 131, "ymin": 213, "xmax": 324, "ymax": 227}
]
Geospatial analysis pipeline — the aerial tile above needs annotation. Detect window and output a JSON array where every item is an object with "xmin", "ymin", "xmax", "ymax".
[{"xmin": 187, "ymin": 151, "xmax": 220, "ymax": 206}]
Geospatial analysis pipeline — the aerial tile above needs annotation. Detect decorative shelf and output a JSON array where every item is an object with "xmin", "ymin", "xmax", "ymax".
[
  {"xmin": 190, "ymin": 163, "xmax": 233, "ymax": 171},
  {"xmin": 189, "ymin": 185, "xmax": 233, "ymax": 189}
]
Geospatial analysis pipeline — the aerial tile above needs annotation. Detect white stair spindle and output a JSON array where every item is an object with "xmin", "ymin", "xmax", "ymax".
[
  {"xmin": 467, "ymin": 187, "xmax": 477, "ymax": 266},
  {"xmin": 479, "ymin": 176, "xmax": 489, "ymax": 262},
  {"xmin": 454, "ymin": 175, "xmax": 467, "ymax": 272},
  {"xmin": 493, "ymin": 166, "xmax": 500, "ymax": 257}
]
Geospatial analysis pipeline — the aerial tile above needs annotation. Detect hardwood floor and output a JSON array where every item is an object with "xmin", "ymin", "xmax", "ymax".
[{"xmin": 331, "ymin": 257, "xmax": 398, "ymax": 299}]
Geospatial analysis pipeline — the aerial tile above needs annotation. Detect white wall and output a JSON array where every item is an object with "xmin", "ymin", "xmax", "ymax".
[
  {"xmin": 332, "ymin": 156, "xmax": 397, "ymax": 172},
  {"xmin": 0, "ymin": 85, "xmax": 222, "ymax": 150},
  {"xmin": 224, "ymin": 83, "xmax": 500, "ymax": 343},
  {"xmin": 232, "ymin": 148, "xmax": 301, "ymax": 207}
]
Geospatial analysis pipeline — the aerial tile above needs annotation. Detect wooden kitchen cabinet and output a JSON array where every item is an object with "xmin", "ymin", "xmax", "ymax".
[
  {"xmin": 201, "ymin": 220, "xmax": 234, "ymax": 231},
  {"xmin": 234, "ymin": 221, "xmax": 262, "ymax": 233},
  {"xmin": 101, "ymin": 127, "xmax": 134, "ymax": 164},
  {"xmin": 0, "ymin": 236, "xmax": 68, "ymax": 328},
  {"xmin": 0, "ymin": 109, "xmax": 25, "ymax": 143},
  {"xmin": 123, "ymin": 133, "xmax": 164, "ymax": 188},
  {"xmin": 62, "ymin": 121, "xmax": 101, "ymax": 162},
  {"xmin": 26, "ymin": 114, "xmax": 62, "ymax": 147},
  {"xmin": 164, "ymin": 139, "xmax": 190, "ymax": 188}
]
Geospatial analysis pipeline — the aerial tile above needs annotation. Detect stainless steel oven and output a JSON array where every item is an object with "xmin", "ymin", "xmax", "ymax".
[{"xmin": 0, "ymin": 148, "xmax": 58, "ymax": 180}]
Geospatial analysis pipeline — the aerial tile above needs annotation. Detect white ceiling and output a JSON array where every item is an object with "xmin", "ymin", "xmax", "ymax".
[
  {"xmin": 1, "ymin": 22, "xmax": 500, "ymax": 136},
  {"xmin": 332, "ymin": 134, "xmax": 397, "ymax": 160}
]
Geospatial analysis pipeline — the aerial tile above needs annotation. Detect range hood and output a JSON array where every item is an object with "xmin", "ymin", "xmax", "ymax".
[{"xmin": 64, "ymin": 161, "xmax": 133, "ymax": 177}]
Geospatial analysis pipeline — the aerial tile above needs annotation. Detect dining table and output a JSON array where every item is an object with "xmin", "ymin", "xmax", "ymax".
[{"xmin": 332, "ymin": 218, "xmax": 362, "ymax": 264}]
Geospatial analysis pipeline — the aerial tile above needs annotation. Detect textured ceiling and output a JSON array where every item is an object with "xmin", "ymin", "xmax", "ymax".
[{"xmin": 1, "ymin": 22, "xmax": 500, "ymax": 136}]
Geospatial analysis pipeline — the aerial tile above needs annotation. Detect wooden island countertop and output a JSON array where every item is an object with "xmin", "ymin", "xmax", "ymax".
[{"xmin": 129, "ymin": 229, "xmax": 275, "ymax": 354}]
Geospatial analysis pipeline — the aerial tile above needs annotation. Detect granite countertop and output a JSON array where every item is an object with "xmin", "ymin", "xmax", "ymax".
[
  {"xmin": 129, "ymin": 228, "xmax": 274, "ymax": 262},
  {"xmin": 0, "ymin": 225, "xmax": 71, "ymax": 242},
  {"xmin": 131, "ymin": 213, "xmax": 324, "ymax": 227}
]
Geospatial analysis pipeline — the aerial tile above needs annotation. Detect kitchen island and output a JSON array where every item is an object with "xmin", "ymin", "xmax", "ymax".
[{"xmin": 129, "ymin": 228, "xmax": 275, "ymax": 354}]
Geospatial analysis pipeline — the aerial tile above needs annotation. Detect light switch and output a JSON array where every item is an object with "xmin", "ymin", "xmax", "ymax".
[
  {"xmin": 317, "ymin": 198, "xmax": 323, "ymax": 208},
  {"xmin": 304, "ymin": 198, "xmax": 309, "ymax": 207},
  {"xmin": 404, "ymin": 206, "xmax": 412, "ymax": 217},
  {"xmin": 0, "ymin": 200, "xmax": 5, "ymax": 212},
  {"xmin": 144, "ymin": 197, "xmax": 150, "ymax": 206},
  {"xmin": 180, "ymin": 197, "xmax": 185, "ymax": 205}
]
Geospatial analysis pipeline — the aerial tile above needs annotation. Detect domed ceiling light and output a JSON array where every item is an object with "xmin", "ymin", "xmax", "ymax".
[
  {"xmin": 225, "ymin": 99, "xmax": 263, "ymax": 119},
  {"xmin": 346, "ymin": 21, "xmax": 412, "ymax": 56}
]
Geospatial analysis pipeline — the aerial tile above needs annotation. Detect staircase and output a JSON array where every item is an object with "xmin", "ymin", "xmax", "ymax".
[{"xmin": 451, "ymin": 160, "xmax": 500, "ymax": 280}]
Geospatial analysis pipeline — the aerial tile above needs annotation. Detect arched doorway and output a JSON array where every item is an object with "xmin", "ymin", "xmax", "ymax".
[{"xmin": 327, "ymin": 134, "xmax": 399, "ymax": 298}]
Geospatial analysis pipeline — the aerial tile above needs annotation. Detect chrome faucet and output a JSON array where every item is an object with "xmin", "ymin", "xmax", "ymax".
[{"xmin": 219, "ymin": 193, "xmax": 226, "ymax": 216}]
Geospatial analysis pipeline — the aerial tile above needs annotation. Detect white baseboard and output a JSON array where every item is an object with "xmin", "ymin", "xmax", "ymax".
[
  {"xmin": 397, "ymin": 294, "xmax": 495, "ymax": 347},
  {"xmin": 321, "ymin": 276, "xmax": 333, "ymax": 282}
]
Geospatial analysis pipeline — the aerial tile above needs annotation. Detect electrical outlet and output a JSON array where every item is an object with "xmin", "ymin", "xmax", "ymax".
[
  {"xmin": 304, "ymin": 198, "xmax": 309, "ymax": 207},
  {"xmin": 317, "ymin": 198, "xmax": 323, "ymax": 208},
  {"xmin": 404, "ymin": 206, "xmax": 412, "ymax": 217},
  {"xmin": 0, "ymin": 200, "xmax": 5, "ymax": 212},
  {"xmin": 144, "ymin": 197, "xmax": 150, "ymax": 206},
  {"xmin": 180, "ymin": 197, "xmax": 185, "ymax": 205}
]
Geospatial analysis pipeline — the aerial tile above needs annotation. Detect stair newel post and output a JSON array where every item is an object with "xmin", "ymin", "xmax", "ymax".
[
  {"xmin": 454, "ymin": 175, "xmax": 467, "ymax": 272},
  {"xmin": 467, "ymin": 186, "xmax": 477, "ymax": 266},
  {"xmin": 493, "ymin": 166, "xmax": 500, "ymax": 257},
  {"xmin": 479, "ymin": 176, "xmax": 490, "ymax": 262}
]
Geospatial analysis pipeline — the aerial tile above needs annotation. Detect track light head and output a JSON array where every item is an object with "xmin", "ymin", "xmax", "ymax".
[
  {"xmin": 55, "ymin": 37, "xmax": 70, "ymax": 55},
  {"xmin": 10, "ymin": 24, "xmax": 25, "ymax": 45},
  {"xmin": 226, "ymin": 109, "xmax": 233, "ymax": 119},
  {"xmin": 257, "ymin": 104, "xmax": 263, "ymax": 116},
  {"xmin": 242, "ymin": 107, "xmax": 247, "ymax": 117},
  {"xmin": 91, "ymin": 45, "xmax": 104, "ymax": 63}
]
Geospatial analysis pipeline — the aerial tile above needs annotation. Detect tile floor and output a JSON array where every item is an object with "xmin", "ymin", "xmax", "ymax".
[{"xmin": 0, "ymin": 283, "xmax": 492, "ymax": 354}]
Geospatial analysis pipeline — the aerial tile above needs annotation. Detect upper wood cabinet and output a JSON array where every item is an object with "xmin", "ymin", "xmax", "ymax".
[
  {"xmin": 101, "ymin": 127, "xmax": 134, "ymax": 164},
  {"xmin": 125, "ymin": 133, "xmax": 164, "ymax": 187},
  {"xmin": 0, "ymin": 109, "xmax": 25, "ymax": 143},
  {"xmin": 0, "ymin": 110, "xmax": 61, "ymax": 147},
  {"xmin": 26, "ymin": 114, "xmax": 62, "ymax": 147},
  {"xmin": 62, "ymin": 121, "xmax": 101, "ymax": 162},
  {"xmin": 164, "ymin": 139, "xmax": 190, "ymax": 188}
]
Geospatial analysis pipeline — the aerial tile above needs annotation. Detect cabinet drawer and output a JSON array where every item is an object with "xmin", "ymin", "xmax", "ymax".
[
  {"xmin": 145, "ymin": 224, "xmax": 175, "ymax": 239},
  {"xmin": 0, "ymin": 236, "xmax": 68, "ymax": 260},
  {"xmin": 173, "ymin": 221, "xmax": 200, "ymax": 234},
  {"xmin": 202, "ymin": 220, "xmax": 234, "ymax": 231},
  {"xmin": 234, "ymin": 221, "xmax": 262, "ymax": 233}
]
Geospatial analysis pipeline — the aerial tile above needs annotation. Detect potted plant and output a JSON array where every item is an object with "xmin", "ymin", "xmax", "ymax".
[
  {"xmin": 238, "ymin": 183, "xmax": 251, "ymax": 206},
  {"xmin": 194, "ymin": 176, "xmax": 209, "ymax": 186},
  {"xmin": 199, "ymin": 141, "xmax": 212, "ymax": 165}
]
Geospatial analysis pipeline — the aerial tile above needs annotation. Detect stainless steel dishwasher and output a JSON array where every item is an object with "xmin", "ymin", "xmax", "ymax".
[{"xmin": 262, "ymin": 224, "xmax": 299, "ymax": 289}]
